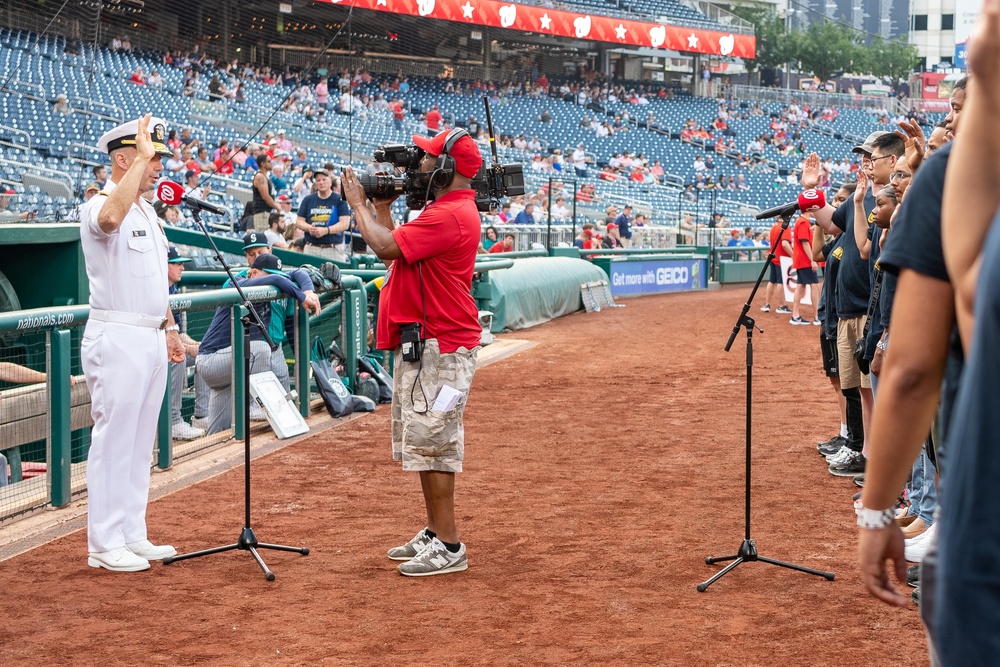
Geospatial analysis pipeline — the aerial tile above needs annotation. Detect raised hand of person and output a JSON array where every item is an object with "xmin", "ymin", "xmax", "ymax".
[
  {"xmin": 893, "ymin": 119, "xmax": 926, "ymax": 172},
  {"xmin": 854, "ymin": 169, "xmax": 869, "ymax": 204},
  {"xmin": 134, "ymin": 113, "xmax": 155, "ymax": 162},
  {"xmin": 800, "ymin": 152, "xmax": 821, "ymax": 189}
]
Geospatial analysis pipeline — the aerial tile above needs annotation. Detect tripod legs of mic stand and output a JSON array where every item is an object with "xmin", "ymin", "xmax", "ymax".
[
  {"xmin": 701, "ymin": 312, "xmax": 835, "ymax": 592},
  {"xmin": 161, "ymin": 314, "xmax": 308, "ymax": 580},
  {"xmin": 697, "ymin": 539, "xmax": 835, "ymax": 592},
  {"xmin": 163, "ymin": 527, "xmax": 309, "ymax": 582}
]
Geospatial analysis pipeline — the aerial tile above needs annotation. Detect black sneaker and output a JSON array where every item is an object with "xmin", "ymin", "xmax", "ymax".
[
  {"xmin": 853, "ymin": 473, "xmax": 865, "ymax": 487},
  {"xmin": 817, "ymin": 434, "xmax": 848, "ymax": 456},
  {"xmin": 907, "ymin": 564, "xmax": 920, "ymax": 588},
  {"xmin": 912, "ymin": 587, "xmax": 920, "ymax": 607},
  {"xmin": 776, "ymin": 305, "xmax": 792, "ymax": 314},
  {"xmin": 829, "ymin": 450, "xmax": 866, "ymax": 477}
]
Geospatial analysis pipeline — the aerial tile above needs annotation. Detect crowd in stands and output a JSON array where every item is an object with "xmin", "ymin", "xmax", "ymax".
[{"xmin": 1, "ymin": 26, "xmax": 946, "ymax": 254}]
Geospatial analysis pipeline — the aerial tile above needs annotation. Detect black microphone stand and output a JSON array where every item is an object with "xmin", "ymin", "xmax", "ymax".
[
  {"xmin": 697, "ymin": 210, "xmax": 835, "ymax": 592},
  {"xmin": 162, "ymin": 206, "xmax": 309, "ymax": 581}
]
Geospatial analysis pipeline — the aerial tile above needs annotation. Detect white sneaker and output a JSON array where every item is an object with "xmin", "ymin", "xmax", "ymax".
[
  {"xmin": 172, "ymin": 421, "xmax": 205, "ymax": 440},
  {"xmin": 397, "ymin": 537, "xmax": 468, "ymax": 577},
  {"xmin": 126, "ymin": 539, "xmax": 177, "ymax": 561},
  {"xmin": 191, "ymin": 416, "xmax": 209, "ymax": 431},
  {"xmin": 89, "ymin": 546, "xmax": 151, "ymax": 572},
  {"xmin": 904, "ymin": 522, "xmax": 937, "ymax": 563},
  {"xmin": 825, "ymin": 445, "xmax": 852, "ymax": 465}
]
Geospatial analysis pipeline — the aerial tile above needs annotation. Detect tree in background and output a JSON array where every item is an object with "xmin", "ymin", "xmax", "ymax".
[
  {"xmin": 866, "ymin": 36, "xmax": 921, "ymax": 86},
  {"xmin": 795, "ymin": 20, "xmax": 862, "ymax": 83},
  {"xmin": 730, "ymin": 6, "xmax": 797, "ymax": 84}
]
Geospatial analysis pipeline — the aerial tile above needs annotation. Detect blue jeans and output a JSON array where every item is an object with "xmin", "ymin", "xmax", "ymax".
[{"xmin": 908, "ymin": 447, "xmax": 937, "ymax": 524}]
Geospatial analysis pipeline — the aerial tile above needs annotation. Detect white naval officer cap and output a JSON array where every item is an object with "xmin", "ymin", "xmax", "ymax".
[{"xmin": 97, "ymin": 116, "xmax": 172, "ymax": 157}]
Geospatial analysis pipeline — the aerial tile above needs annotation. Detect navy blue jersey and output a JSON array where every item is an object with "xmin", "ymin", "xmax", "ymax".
[
  {"xmin": 864, "ymin": 224, "xmax": 884, "ymax": 361},
  {"xmin": 878, "ymin": 142, "xmax": 963, "ymax": 447},
  {"xmin": 198, "ymin": 274, "xmax": 305, "ymax": 355},
  {"xmin": 830, "ymin": 191, "xmax": 875, "ymax": 318},
  {"xmin": 934, "ymin": 209, "xmax": 1000, "ymax": 664},
  {"xmin": 298, "ymin": 192, "xmax": 350, "ymax": 245},
  {"xmin": 820, "ymin": 234, "xmax": 843, "ymax": 339}
]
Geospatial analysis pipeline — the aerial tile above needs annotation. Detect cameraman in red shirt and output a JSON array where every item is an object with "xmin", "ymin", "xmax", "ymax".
[{"xmin": 341, "ymin": 128, "xmax": 483, "ymax": 577}]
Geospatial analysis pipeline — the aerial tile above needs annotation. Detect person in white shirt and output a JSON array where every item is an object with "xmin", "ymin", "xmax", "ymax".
[
  {"xmin": 164, "ymin": 148, "xmax": 185, "ymax": 175},
  {"xmin": 551, "ymin": 196, "xmax": 567, "ymax": 220},
  {"xmin": 693, "ymin": 155, "xmax": 706, "ymax": 172},
  {"xmin": 572, "ymin": 144, "xmax": 588, "ymax": 177},
  {"xmin": 79, "ymin": 115, "xmax": 184, "ymax": 573},
  {"xmin": 265, "ymin": 211, "xmax": 290, "ymax": 248}
]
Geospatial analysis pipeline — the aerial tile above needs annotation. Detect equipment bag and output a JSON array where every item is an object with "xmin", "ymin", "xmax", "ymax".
[
  {"xmin": 359, "ymin": 355, "xmax": 393, "ymax": 403},
  {"xmin": 311, "ymin": 336, "xmax": 354, "ymax": 418}
]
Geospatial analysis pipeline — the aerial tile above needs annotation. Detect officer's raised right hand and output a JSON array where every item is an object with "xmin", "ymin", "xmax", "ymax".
[{"xmin": 134, "ymin": 113, "xmax": 155, "ymax": 162}]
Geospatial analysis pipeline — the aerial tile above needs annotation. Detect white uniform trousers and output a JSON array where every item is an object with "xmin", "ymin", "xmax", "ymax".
[{"xmin": 82, "ymin": 319, "xmax": 167, "ymax": 553}]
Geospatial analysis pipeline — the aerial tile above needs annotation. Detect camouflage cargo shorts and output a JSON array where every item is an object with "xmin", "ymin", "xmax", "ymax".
[{"xmin": 392, "ymin": 338, "xmax": 479, "ymax": 473}]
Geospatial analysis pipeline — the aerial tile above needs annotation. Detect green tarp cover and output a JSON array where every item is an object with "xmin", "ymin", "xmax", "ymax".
[{"xmin": 484, "ymin": 257, "xmax": 606, "ymax": 332}]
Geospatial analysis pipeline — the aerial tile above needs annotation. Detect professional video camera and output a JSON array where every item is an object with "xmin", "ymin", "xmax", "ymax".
[{"xmin": 348, "ymin": 99, "xmax": 524, "ymax": 212}]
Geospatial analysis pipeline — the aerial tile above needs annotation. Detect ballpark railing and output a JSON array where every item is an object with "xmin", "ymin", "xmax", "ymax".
[{"xmin": 0, "ymin": 278, "xmax": 363, "ymax": 523}]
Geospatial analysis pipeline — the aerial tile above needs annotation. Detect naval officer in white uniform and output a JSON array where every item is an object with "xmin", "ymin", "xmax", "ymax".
[{"xmin": 80, "ymin": 114, "xmax": 186, "ymax": 572}]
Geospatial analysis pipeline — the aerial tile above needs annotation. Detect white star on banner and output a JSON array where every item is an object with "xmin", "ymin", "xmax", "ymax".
[
  {"xmin": 377, "ymin": 0, "xmax": 387, "ymax": 5},
  {"xmin": 461, "ymin": 2, "xmax": 473, "ymax": 18},
  {"xmin": 687, "ymin": 33, "xmax": 699, "ymax": 49},
  {"xmin": 615, "ymin": 23, "xmax": 627, "ymax": 40},
  {"xmin": 540, "ymin": 13, "xmax": 552, "ymax": 30}
]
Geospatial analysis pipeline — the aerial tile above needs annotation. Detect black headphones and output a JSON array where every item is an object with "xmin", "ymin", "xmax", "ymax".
[{"xmin": 431, "ymin": 128, "xmax": 470, "ymax": 189}]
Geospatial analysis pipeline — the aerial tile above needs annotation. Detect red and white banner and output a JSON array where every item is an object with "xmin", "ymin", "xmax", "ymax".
[{"xmin": 318, "ymin": 0, "xmax": 756, "ymax": 58}]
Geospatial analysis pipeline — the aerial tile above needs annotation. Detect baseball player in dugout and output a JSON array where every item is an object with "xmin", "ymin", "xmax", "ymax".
[
  {"xmin": 79, "ymin": 114, "xmax": 185, "ymax": 572},
  {"xmin": 341, "ymin": 128, "xmax": 483, "ymax": 577}
]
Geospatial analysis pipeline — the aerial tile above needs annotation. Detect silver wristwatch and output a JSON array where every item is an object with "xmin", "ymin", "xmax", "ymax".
[
  {"xmin": 857, "ymin": 506, "xmax": 896, "ymax": 529},
  {"xmin": 164, "ymin": 324, "xmax": 180, "ymax": 333}
]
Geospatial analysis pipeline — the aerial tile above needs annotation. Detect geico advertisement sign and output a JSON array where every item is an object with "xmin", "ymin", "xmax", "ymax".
[
  {"xmin": 656, "ymin": 266, "xmax": 688, "ymax": 285},
  {"xmin": 611, "ymin": 266, "xmax": 690, "ymax": 287}
]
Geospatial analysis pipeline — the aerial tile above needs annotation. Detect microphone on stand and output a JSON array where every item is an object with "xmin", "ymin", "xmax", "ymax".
[
  {"xmin": 156, "ymin": 180, "xmax": 230, "ymax": 216},
  {"xmin": 755, "ymin": 189, "xmax": 826, "ymax": 220}
]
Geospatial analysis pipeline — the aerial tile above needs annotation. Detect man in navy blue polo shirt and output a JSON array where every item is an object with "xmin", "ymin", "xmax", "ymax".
[
  {"xmin": 296, "ymin": 169, "xmax": 351, "ymax": 262},
  {"xmin": 615, "ymin": 204, "xmax": 633, "ymax": 246}
]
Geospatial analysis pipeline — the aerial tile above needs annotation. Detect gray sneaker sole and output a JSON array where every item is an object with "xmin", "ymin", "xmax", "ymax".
[
  {"xmin": 398, "ymin": 559, "xmax": 469, "ymax": 577},
  {"xmin": 828, "ymin": 464, "xmax": 865, "ymax": 477}
]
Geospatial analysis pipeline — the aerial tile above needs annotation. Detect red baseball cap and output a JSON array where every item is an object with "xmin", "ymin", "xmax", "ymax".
[{"xmin": 412, "ymin": 130, "xmax": 483, "ymax": 179}]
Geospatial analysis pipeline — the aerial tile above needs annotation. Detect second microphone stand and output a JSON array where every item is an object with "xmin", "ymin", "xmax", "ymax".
[
  {"xmin": 162, "ymin": 207, "xmax": 309, "ymax": 581},
  {"xmin": 697, "ymin": 211, "xmax": 835, "ymax": 592}
]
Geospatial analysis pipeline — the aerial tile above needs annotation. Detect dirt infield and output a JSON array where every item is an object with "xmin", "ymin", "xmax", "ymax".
[{"xmin": 0, "ymin": 288, "xmax": 929, "ymax": 666}]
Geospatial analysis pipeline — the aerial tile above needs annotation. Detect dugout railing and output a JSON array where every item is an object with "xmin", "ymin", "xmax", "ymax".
[{"xmin": 0, "ymin": 278, "xmax": 355, "ymax": 523}]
